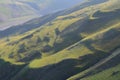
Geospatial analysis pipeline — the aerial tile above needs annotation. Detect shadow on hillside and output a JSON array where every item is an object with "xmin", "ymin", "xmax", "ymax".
[
  {"xmin": 0, "ymin": 59, "xmax": 25, "ymax": 80},
  {"xmin": 66, "ymin": 9, "xmax": 120, "ymax": 34},
  {"xmin": 14, "ymin": 51, "xmax": 108, "ymax": 80},
  {"xmin": 16, "ymin": 37, "xmax": 120, "ymax": 80},
  {"xmin": 76, "ymin": 47, "xmax": 120, "ymax": 80},
  {"xmin": 53, "ymin": 9, "xmax": 120, "ymax": 53},
  {"xmin": 77, "ymin": 55, "xmax": 120, "ymax": 79}
]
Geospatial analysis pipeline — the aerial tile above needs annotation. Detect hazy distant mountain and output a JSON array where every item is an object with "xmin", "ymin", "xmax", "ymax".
[
  {"xmin": 27, "ymin": 0, "xmax": 83, "ymax": 14},
  {"xmin": 0, "ymin": 0, "xmax": 82, "ymax": 30}
]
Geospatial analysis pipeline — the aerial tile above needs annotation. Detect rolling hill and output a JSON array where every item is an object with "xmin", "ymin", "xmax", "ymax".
[{"xmin": 0, "ymin": 0, "xmax": 120, "ymax": 80}]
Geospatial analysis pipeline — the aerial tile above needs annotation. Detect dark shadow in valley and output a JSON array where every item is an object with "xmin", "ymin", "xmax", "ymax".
[{"xmin": 0, "ymin": 59, "xmax": 26, "ymax": 80}]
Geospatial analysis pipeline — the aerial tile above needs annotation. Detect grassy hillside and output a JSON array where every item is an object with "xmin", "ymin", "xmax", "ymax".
[
  {"xmin": 0, "ymin": 0, "xmax": 120, "ymax": 80},
  {"xmin": 0, "ymin": 0, "xmax": 120, "ymax": 62},
  {"xmin": 11, "ymin": 20, "xmax": 120, "ymax": 80},
  {"xmin": 68, "ymin": 49, "xmax": 120, "ymax": 80}
]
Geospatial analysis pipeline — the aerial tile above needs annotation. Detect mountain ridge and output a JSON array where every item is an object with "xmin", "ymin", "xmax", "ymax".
[{"xmin": 0, "ymin": 0, "xmax": 83, "ymax": 30}]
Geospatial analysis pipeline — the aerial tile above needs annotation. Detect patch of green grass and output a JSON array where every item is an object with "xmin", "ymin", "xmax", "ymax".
[{"xmin": 81, "ymin": 64, "xmax": 120, "ymax": 80}]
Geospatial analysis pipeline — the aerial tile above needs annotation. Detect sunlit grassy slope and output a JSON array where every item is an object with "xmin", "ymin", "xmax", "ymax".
[
  {"xmin": 0, "ymin": 0, "xmax": 120, "ymax": 80},
  {"xmin": 12, "ymin": 20, "xmax": 120, "ymax": 80},
  {"xmin": 68, "ymin": 49, "xmax": 120, "ymax": 80},
  {"xmin": 0, "ymin": 0, "xmax": 120, "ymax": 63},
  {"xmin": 81, "ymin": 64, "xmax": 120, "ymax": 80}
]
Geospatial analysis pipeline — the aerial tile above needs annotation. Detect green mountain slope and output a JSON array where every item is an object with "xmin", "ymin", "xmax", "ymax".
[{"xmin": 0, "ymin": 0, "xmax": 120, "ymax": 80}]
